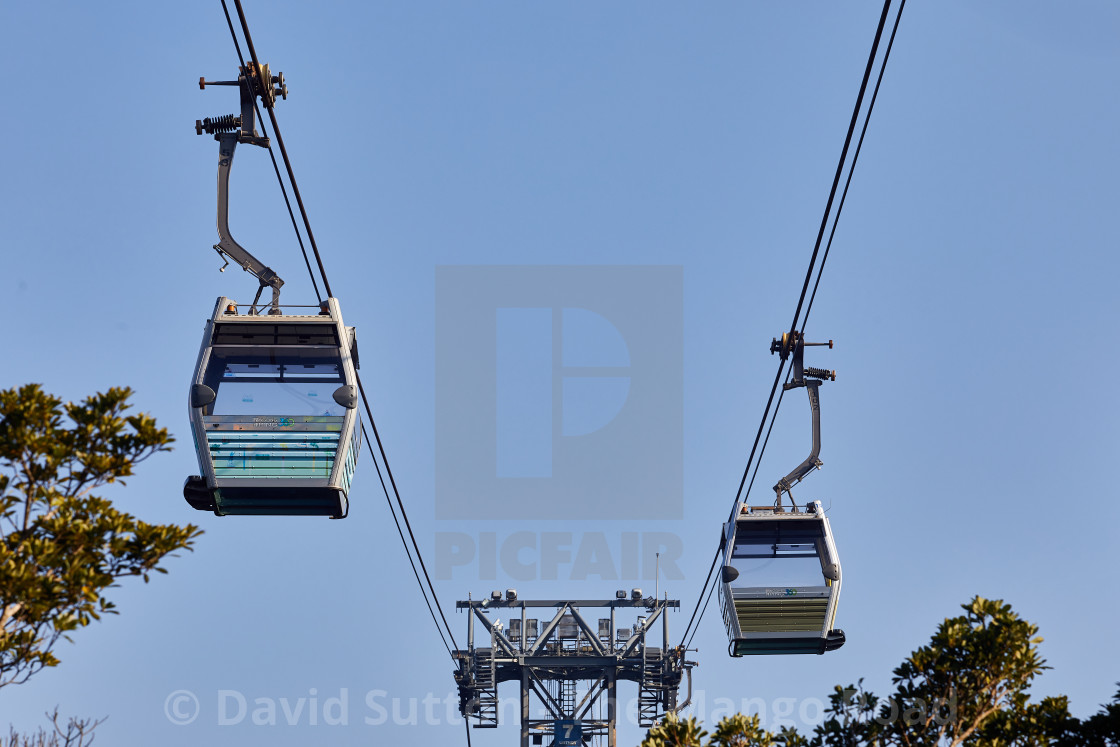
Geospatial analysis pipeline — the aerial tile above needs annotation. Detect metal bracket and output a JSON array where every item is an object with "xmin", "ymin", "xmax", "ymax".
[
  {"xmin": 772, "ymin": 333, "xmax": 836, "ymax": 508},
  {"xmin": 196, "ymin": 64, "xmax": 287, "ymax": 314},
  {"xmin": 197, "ymin": 62, "xmax": 285, "ymax": 146}
]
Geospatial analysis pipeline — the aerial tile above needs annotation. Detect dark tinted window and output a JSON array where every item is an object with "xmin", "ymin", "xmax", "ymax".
[
  {"xmin": 212, "ymin": 323, "xmax": 339, "ymax": 347},
  {"xmin": 203, "ymin": 351, "xmax": 346, "ymax": 417}
]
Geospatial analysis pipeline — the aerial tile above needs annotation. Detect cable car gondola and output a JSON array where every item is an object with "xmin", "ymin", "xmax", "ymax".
[
  {"xmin": 720, "ymin": 501, "xmax": 844, "ymax": 655},
  {"xmin": 183, "ymin": 297, "xmax": 362, "ymax": 518},
  {"xmin": 719, "ymin": 333, "xmax": 845, "ymax": 655},
  {"xmin": 182, "ymin": 64, "xmax": 361, "ymax": 518}
]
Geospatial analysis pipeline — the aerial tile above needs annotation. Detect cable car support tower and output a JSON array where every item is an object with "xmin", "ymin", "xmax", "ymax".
[{"xmin": 454, "ymin": 593, "xmax": 696, "ymax": 747}]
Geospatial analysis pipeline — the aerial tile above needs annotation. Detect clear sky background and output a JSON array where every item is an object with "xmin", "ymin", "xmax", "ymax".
[{"xmin": 2, "ymin": 2, "xmax": 1118, "ymax": 745}]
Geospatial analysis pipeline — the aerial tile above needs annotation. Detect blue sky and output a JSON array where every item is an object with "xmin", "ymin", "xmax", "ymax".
[{"xmin": 1, "ymin": 2, "xmax": 1118, "ymax": 745}]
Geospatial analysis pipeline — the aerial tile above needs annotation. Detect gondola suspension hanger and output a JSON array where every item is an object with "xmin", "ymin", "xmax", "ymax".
[
  {"xmin": 196, "ymin": 62, "xmax": 287, "ymax": 315},
  {"xmin": 769, "ymin": 332, "xmax": 835, "ymax": 510}
]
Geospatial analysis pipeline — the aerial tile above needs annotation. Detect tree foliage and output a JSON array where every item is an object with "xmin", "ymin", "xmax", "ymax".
[
  {"xmin": 1057, "ymin": 686, "xmax": 1120, "ymax": 747},
  {"xmin": 640, "ymin": 712, "xmax": 806, "ymax": 747},
  {"xmin": 640, "ymin": 713, "xmax": 708, "ymax": 747},
  {"xmin": 709, "ymin": 714, "xmax": 775, "ymax": 747},
  {"xmin": 640, "ymin": 597, "xmax": 1115, "ymax": 747},
  {"xmin": 0, "ymin": 384, "xmax": 201, "ymax": 689},
  {"xmin": 820, "ymin": 596, "xmax": 1053, "ymax": 747}
]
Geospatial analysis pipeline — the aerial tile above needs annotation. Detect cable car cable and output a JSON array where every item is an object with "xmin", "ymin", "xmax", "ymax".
[
  {"xmin": 218, "ymin": 0, "xmax": 322, "ymax": 304},
  {"xmin": 683, "ymin": 0, "xmax": 905, "ymax": 646},
  {"xmin": 799, "ymin": 0, "xmax": 906, "ymax": 336},
  {"xmin": 679, "ymin": 359, "xmax": 796, "ymax": 645},
  {"xmin": 742, "ymin": 0, "xmax": 905, "ymax": 518},
  {"xmin": 684, "ymin": 369, "xmax": 793, "ymax": 648},
  {"xmin": 218, "ymin": 0, "xmax": 460, "ymax": 655},
  {"xmin": 678, "ymin": 369, "xmax": 792, "ymax": 646},
  {"xmin": 731, "ymin": 0, "xmax": 892, "ymax": 525},
  {"xmin": 229, "ymin": 0, "xmax": 335, "ymax": 300},
  {"xmin": 678, "ymin": 547, "xmax": 720, "ymax": 651},
  {"xmin": 357, "ymin": 372, "xmax": 460, "ymax": 651},
  {"xmin": 361, "ymin": 420, "xmax": 454, "ymax": 657},
  {"xmin": 781, "ymin": 0, "xmax": 892, "ymax": 348},
  {"xmin": 686, "ymin": 7, "xmax": 908, "ymax": 650},
  {"xmin": 743, "ymin": 0, "xmax": 905, "ymax": 511},
  {"xmin": 685, "ymin": 570, "xmax": 719, "ymax": 650},
  {"xmin": 678, "ymin": 0, "xmax": 905, "ymax": 647}
]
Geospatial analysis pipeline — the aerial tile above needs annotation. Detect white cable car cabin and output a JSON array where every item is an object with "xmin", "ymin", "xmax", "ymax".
[
  {"xmin": 719, "ymin": 500, "xmax": 844, "ymax": 656},
  {"xmin": 183, "ymin": 296, "xmax": 361, "ymax": 518},
  {"xmin": 719, "ymin": 332, "xmax": 844, "ymax": 655}
]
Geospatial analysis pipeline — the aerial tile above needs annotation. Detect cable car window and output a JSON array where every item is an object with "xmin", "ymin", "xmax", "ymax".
[
  {"xmin": 211, "ymin": 323, "xmax": 339, "ymax": 347},
  {"xmin": 729, "ymin": 533, "xmax": 830, "ymax": 588},
  {"xmin": 726, "ymin": 555, "xmax": 825, "ymax": 589},
  {"xmin": 205, "ymin": 353, "xmax": 347, "ymax": 417}
]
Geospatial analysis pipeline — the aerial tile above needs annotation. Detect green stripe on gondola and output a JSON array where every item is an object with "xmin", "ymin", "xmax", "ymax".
[{"xmin": 734, "ymin": 598, "xmax": 829, "ymax": 633}]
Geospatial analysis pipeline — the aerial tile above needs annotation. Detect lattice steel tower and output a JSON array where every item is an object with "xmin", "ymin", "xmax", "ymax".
[{"xmin": 453, "ymin": 592, "xmax": 696, "ymax": 747}]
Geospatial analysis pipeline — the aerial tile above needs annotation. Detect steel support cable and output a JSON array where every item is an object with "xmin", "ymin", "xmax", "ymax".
[
  {"xmin": 361, "ymin": 420, "xmax": 453, "ymax": 657},
  {"xmin": 684, "ymin": 370, "xmax": 793, "ymax": 649},
  {"xmin": 218, "ymin": 0, "xmax": 322, "ymax": 304},
  {"xmin": 679, "ymin": 0, "xmax": 900, "ymax": 647},
  {"xmin": 800, "ymin": 0, "xmax": 907, "ymax": 336},
  {"xmin": 357, "ymin": 371, "xmax": 460, "ymax": 651},
  {"xmin": 679, "ymin": 356, "xmax": 792, "ymax": 645},
  {"xmin": 679, "ymin": 356, "xmax": 794, "ymax": 645},
  {"xmin": 220, "ymin": 0, "xmax": 460, "ymax": 655},
  {"xmin": 783, "ymin": 0, "xmax": 892, "ymax": 344},
  {"xmin": 727, "ymin": 362, "xmax": 791, "ymax": 521},
  {"xmin": 231, "ymin": 0, "xmax": 335, "ymax": 300},
  {"xmin": 678, "ymin": 369, "xmax": 793, "ymax": 647},
  {"xmin": 706, "ymin": 11, "xmax": 914, "ymax": 647},
  {"xmin": 730, "ymin": 0, "xmax": 892, "ymax": 522},
  {"xmin": 677, "ymin": 544, "xmax": 720, "ymax": 652},
  {"xmin": 685, "ymin": 573, "xmax": 720, "ymax": 650},
  {"xmin": 773, "ymin": 0, "xmax": 906, "ymax": 512}
]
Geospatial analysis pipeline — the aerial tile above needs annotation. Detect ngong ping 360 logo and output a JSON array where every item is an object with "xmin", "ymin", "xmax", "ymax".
[
  {"xmin": 435, "ymin": 266, "xmax": 682, "ymax": 521},
  {"xmin": 766, "ymin": 588, "xmax": 799, "ymax": 597}
]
